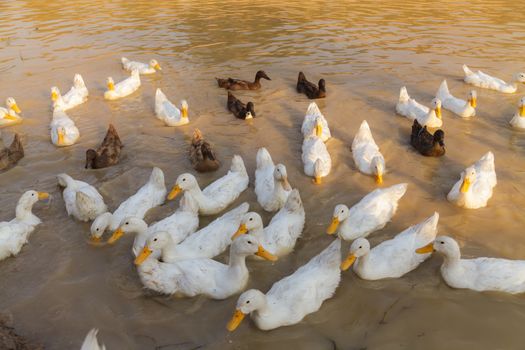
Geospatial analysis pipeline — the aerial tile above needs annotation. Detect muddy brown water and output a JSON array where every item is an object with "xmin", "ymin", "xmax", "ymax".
[{"xmin": 1, "ymin": 1, "xmax": 525, "ymax": 349}]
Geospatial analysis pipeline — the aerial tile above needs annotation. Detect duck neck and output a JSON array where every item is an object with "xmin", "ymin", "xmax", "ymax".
[
  {"xmin": 16, "ymin": 201, "xmax": 40, "ymax": 225},
  {"xmin": 441, "ymin": 251, "xmax": 461, "ymax": 271},
  {"xmin": 132, "ymin": 221, "xmax": 149, "ymax": 241},
  {"xmin": 187, "ymin": 186, "xmax": 206, "ymax": 206},
  {"xmin": 228, "ymin": 250, "xmax": 248, "ymax": 276}
]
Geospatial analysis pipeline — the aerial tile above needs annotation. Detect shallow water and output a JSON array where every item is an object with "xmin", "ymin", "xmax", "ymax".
[{"xmin": 1, "ymin": 0, "xmax": 525, "ymax": 349}]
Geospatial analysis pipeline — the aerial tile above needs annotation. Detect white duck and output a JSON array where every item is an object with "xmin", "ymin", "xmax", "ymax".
[
  {"xmin": 51, "ymin": 74, "xmax": 89, "ymax": 111},
  {"xmin": 80, "ymin": 328, "xmax": 105, "ymax": 350},
  {"xmin": 90, "ymin": 167, "xmax": 166, "ymax": 241},
  {"xmin": 302, "ymin": 116, "xmax": 331, "ymax": 184},
  {"xmin": 417, "ymin": 236, "xmax": 525, "ymax": 294},
  {"xmin": 0, "ymin": 97, "xmax": 22, "ymax": 127},
  {"xmin": 352, "ymin": 120, "xmax": 385, "ymax": 184},
  {"xmin": 108, "ymin": 195, "xmax": 200, "ymax": 257},
  {"xmin": 232, "ymin": 190, "xmax": 305, "ymax": 257},
  {"xmin": 154, "ymin": 88, "xmax": 189, "ymax": 126},
  {"xmin": 341, "ymin": 212, "xmax": 439, "ymax": 280},
  {"xmin": 436, "ymin": 80, "xmax": 476, "ymax": 118},
  {"xmin": 447, "ymin": 151, "xmax": 496, "ymax": 209},
  {"xmin": 135, "ymin": 234, "xmax": 277, "ymax": 299},
  {"xmin": 301, "ymin": 102, "xmax": 331, "ymax": 142},
  {"xmin": 0, "ymin": 190, "xmax": 49, "ymax": 261},
  {"xmin": 121, "ymin": 57, "xmax": 161, "ymax": 74},
  {"xmin": 327, "ymin": 183, "xmax": 407, "ymax": 240},
  {"xmin": 509, "ymin": 97, "xmax": 525, "ymax": 129},
  {"xmin": 104, "ymin": 70, "xmax": 141, "ymax": 100},
  {"xmin": 167, "ymin": 155, "xmax": 249, "ymax": 215},
  {"xmin": 396, "ymin": 87, "xmax": 443, "ymax": 128},
  {"xmin": 57, "ymin": 174, "xmax": 107, "ymax": 222},
  {"xmin": 255, "ymin": 147, "xmax": 292, "ymax": 212},
  {"xmin": 50, "ymin": 107, "xmax": 80, "ymax": 146},
  {"xmin": 463, "ymin": 65, "xmax": 525, "ymax": 93},
  {"xmin": 227, "ymin": 239, "xmax": 341, "ymax": 331},
  {"xmin": 141, "ymin": 202, "xmax": 249, "ymax": 262}
]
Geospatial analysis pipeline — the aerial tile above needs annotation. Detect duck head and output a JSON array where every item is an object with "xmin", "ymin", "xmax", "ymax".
[
  {"xmin": 90, "ymin": 212, "xmax": 113, "ymax": 242},
  {"xmin": 6, "ymin": 97, "xmax": 21, "ymax": 114},
  {"xmin": 232, "ymin": 212, "xmax": 263, "ymax": 240},
  {"xmin": 326, "ymin": 204, "xmax": 350, "ymax": 235},
  {"xmin": 167, "ymin": 173, "xmax": 198, "ymax": 200},
  {"xmin": 108, "ymin": 216, "xmax": 147, "ymax": 244},
  {"xmin": 135, "ymin": 231, "xmax": 172, "ymax": 265},
  {"xmin": 245, "ymin": 102, "xmax": 256, "ymax": 118},
  {"xmin": 431, "ymin": 98, "xmax": 442, "ymax": 119},
  {"xmin": 232, "ymin": 234, "xmax": 277, "ymax": 261},
  {"xmin": 341, "ymin": 238, "xmax": 370, "ymax": 271},
  {"xmin": 50, "ymin": 87, "xmax": 61, "ymax": 102},
  {"xmin": 416, "ymin": 235, "xmax": 461, "ymax": 261},
  {"xmin": 514, "ymin": 72, "xmax": 525, "ymax": 84},
  {"xmin": 181, "ymin": 100, "xmax": 189, "ymax": 119},
  {"xmin": 19, "ymin": 190, "xmax": 49, "ymax": 207},
  {"xmin": 227, "ymin": 289, "xmax": 267, "ymax": 331},
  {"xmin": 318, "ymin": 78, "xmax": 326, "ymax": 92},
  {"xmin": 433, "ymin": 130, "xmax": 445, "ymax": 147},
  {"xmin": 518, "ymin": 97, "xmax": 525, "ymax": 117},
  {"xmin": 85, "ymin": 149, "xmax": 97, "ymax": 169},
  {"xmin": 274, "ymin": 164, "xmax": 292, "ymax": 191},
  {"xmin": 371, "ymin": 156, "xmax": 385, "ymax": 184},
  {"xmin": 255, "ymin": 70, "xmax": 271, "ymax": 81},
  {"xmin": 468, "ymin": 90, "xmax": 477, "ymax": 108},
  {"xmin": 149, "ymin": 59, "xmax": 161, "ymax": 71},
  {"xmin": 106, "ymin": 77, "xmax": 115, "ymax": 91},
  {"xmin": 460, "ymin": 167, "xmax": 476, "ymax": 193}
]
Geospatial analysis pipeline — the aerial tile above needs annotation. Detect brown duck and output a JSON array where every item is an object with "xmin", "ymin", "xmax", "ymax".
[
  {"xmin": 297, "ymin": 72, "xmax": 326, "ymax": 99},
  {"xmin": 227, "ymin": 92, "xmax": 256, "ymax": 120},
  {"xmin": 216, "ymin": 70, "xmax": 271, "ymax": 90},
  {"xmin": 0, "ymin": 132, "xmax": 24, "ymax": 171},
  {"xmin": 189, "ymin": 129, "xmax": 220, "ymax": 172},
  {"xmin": 85, "ymin": 124, "xmax": 123, "ymax": 169},
  {"xmin": 410, "ymin": 119, "xmax": 445, "ymax": 157}
]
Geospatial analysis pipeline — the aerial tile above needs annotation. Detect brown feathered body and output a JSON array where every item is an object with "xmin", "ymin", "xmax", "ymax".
[
  {"xmin": 297, "ymin": 72, "xmax": 326, "ymax": 99},
  {"xmin": 0, "ymin": 133, "xmax": 24, "ymax": 171},
  {"xmin": 85, "ymin": 124, "xmax": 123, "ymax": 169},
  {"xmin": 410, "ymin": 120, "xmax": 445, "ymax": 157},
  {"xmin": 216, "ymin": 70, "xmax": 271, "ymax": 90},
  {"xmin": 189, "ymin": 129, "xmax": 220, "ymax": 172},
  {"xmin": 227, "ymin": 92, "xmax": 256, "ymax": 120}
]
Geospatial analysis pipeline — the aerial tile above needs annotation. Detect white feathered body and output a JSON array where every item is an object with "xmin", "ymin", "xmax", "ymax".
[
  {"xmin": 351, "ymin": 120, "xmax": 385, "ymax": 175},
  {"xmin": 301, "ymin": 137, "xmax": 331, "ymax": 177},
  {"xmin": 255, "ymin": 148, "xmax": 291, "ymax": 212},
  {"xmin": 463, "ymin": 64, "xmax": 518, "ymax": 93},
  {"xmin": 301, "ymin": 102, "xmax": 331, "ymax": 142},
  {"xmin": 155, "ymin": 88, "xmax": 189, "ymax": 126},
  {"xmin": 50, "ymin": 108, "xmax": 80, "ymax": 146},
  {"xmin": 104, "ymin": 70, "xmax": 141, "ymax": 100},
  {"xmin": 396, "ymin": 87, "xmax": 442, "ymax": 127},
  {"xmin": 57, "ymin": 174, "xmax": 107, "ymax": 222},
  {"xmin": 436, "ymin": 80, "xmax": 476, "ymax": 118},
  {"xmin": 121, "ymin": 57, "xmax": 156, "ymax": 74}
]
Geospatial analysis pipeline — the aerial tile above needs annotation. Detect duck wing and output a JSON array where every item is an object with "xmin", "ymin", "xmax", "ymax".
[{"xmin": 7, "ymin": 133, "xmax": 24, "ymax": 163}]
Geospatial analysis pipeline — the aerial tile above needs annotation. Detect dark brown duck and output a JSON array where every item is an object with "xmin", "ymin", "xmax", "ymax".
[
  {"xmin": 410, "ymin": 119, "xmax": 445, "ymax": 157},
  {"xmin": 189, "ymin": 128, "xmax": 220, "ymax": 173},
  {"xmin": 297, "ymin": 72, "xmax": 326, "ymax": 99},
  {"xmin": 0, "ymin": 132, "xmax": 24, "ymax": 171},
  {"xmin": 227, "ymin": 92, "xmax": 256, "ymax": 120},
  {"xmin": 85, "ymin": 124, "xmax": 123, "ymax": 169},
  {"xmin": 216, "ymin": 70, "xmax": 271, "ymax": 90}
]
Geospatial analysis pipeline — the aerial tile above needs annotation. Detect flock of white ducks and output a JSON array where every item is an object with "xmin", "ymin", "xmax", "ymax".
[{"xmin": 1, "ymin": 59, "xmax": 525, "ymax": 349}]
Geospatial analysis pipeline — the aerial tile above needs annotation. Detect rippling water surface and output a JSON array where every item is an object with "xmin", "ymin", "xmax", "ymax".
[{"xmin": 1, "ymin": 1, "xmax": 525, "ymax": 349}]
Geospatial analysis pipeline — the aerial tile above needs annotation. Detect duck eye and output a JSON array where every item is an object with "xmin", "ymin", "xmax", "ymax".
[
  {"xmin": 249, "ymin": 218, "xmax": 253, "ymax": 221},
  {"xmin": 247, "ymin": 241, "xmax": 252, "ymax": 244},
  {"xmin": 182, "ymin": 178, "xmax": 186, "ymax": 182},
  {"xmin": 440, "ymin": 241, "xmax": 444, "ymax": 244},
  {"xmin": 359, "ymin": 246, "xmax": 362, "ymax": 249},
  {"xmin": 96, "ymin": 228, "xmax": 99, "ymax": 231},
  {"xmin": 246, "ymin": 300, "xmax": 250, "ymax": 304},
  {"xmin": 154, "ymin": 238, "xmax": 158, "ymax": 242},
  {"xmin": 125, "ymin": 222, "xmax": 129, "ymax": 225}
]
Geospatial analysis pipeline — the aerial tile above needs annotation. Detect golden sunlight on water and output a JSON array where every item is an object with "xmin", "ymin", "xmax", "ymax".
[{"xmin": 0, "ymin": 0, "xmax": 525, "ymax": 349}]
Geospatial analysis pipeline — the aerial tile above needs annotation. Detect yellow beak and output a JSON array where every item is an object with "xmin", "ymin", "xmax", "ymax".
[
  {"xmin": 256, "ymin": 245, "xmax": 278, "ymax": 262},
  {"xmin": 281, "ymin": 177, "xmax": 292, "ymax": 191},
  {"xmin": 182, "ymin": 107, "xmax": 188, "ymax": 119},
  {"xmin": 470, "ymin": 97, "xmax": 477, "ymax": 108},
  {"xmin": 520, "ymin": 105, "xmax": 525, "ymax": 117},
  {"xmin": 340, "ymin": 254, "xmax": 356, "ymax": 271},
  {"xmin": 51, "ymin": 91, "xmax": 58, "ymax": 101},
  {"xmin": 326, "ymin": 217, "xmax": 339, "ymax": 235},
  {"xmin": 460, "ymin": 177, "xmax": 471, "ymax": 193},
  {"xmin": 154, "ymin": 63, "xmax": 162, "ymax": 70},
  {"xmin": 57, "ymin": 129, "xmax": 65, "ymax": 146},
  {"xmin": 134, "ymin": 245, "xmax": 153, "ymax": 265},
  {"xmin": 231, "ymin": 224, "xmax": 248, "ymax": 240},
  {"xmin": 11, "ymin": 103, "xmax": 21, "ymax": 114},
  {"xmin": 167, "ymin": 184, "xmax": 182, "ymax": 200},
  {"xmin": 375, "ymin": 174, "xmax": 383, "ymax": 184},
  {"xmin": 37, "ymin": 192, "xmax": 49, "ymax": 200},
  {"xmin": 315, "ymin": 123, "xmax": 323, "ymax": 137},
  {"xmin": 226, "ymin": 309, "xmax": 245, "ymax": 332},
  {"xmin": 90, "ymin": 235, "xmax": 102, "ymax": 243},
  {"xmin": 107, "ymin": 228, "xmax": 124, "ymax": 244},
  {"xmin": 312, "ymin": 176, "xmax": 322, "ymax": 185},
  {"xmin": 416, "ymin": 242, "xmax": 434, "ymax": 254},
  {"xmin": 435, "ymin": 106, "xmax": 442, "ymax": 119},
  {"xmin": 107, "ymin": 81, "xmax": 115, "ymax": 91},
  {"xmin": 4, "ymin": 113, "xmax": 19, "ymax": 121}
]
